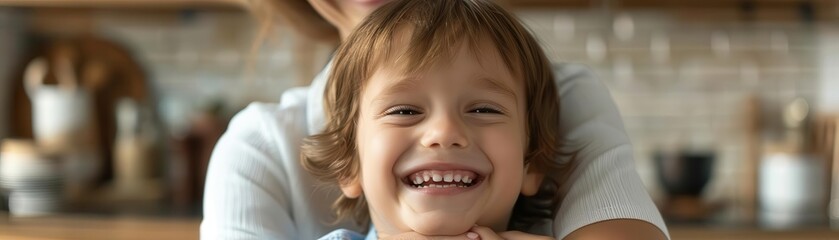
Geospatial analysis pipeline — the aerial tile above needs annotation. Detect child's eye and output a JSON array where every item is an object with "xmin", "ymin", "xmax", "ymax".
[
  {"xmin": 383, "ymin": 106, "xmax": 423, "ymax": 116},
  {"xmin": 469, "ymin": 105, "xmax": 503, "ymax": 114}
]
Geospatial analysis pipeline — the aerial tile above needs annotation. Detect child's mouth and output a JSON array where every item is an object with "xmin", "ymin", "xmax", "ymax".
[{"xmin": 402, "ymin": 170, "xmax": 484, "ymax": 189}]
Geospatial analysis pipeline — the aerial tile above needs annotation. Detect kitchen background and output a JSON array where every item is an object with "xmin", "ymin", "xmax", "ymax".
[{"xmin": 0, "ymin": 0, "xmax": 838, "ymax": 239}]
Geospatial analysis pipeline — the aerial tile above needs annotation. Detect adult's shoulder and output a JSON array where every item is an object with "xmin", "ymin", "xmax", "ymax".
[
  {"xmin": 212, "ymin": 86, "xmax": 312, "ymax": 175},
  {"xmin": 548, "ymin": 63, "xmax": 669, "ymax": 239},
  {"xmin": 202, "ymin": 87, "xmax": 313, "ymax": 239},
  {"xmin": 551, "ymin": 62, "xmax": 603, "ymax": 91},
  {"xmin": 225, "ymin": 87, "xmax": 310, "ymax": 141},
  {"xmin": 549, "ymin": 62, "xmax": 630, "ymax": 161}
]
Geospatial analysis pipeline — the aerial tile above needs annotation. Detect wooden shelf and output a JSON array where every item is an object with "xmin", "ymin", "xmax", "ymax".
[
  {"xmin": 511, "ymin": 0, "xmax": 836, "ymax": 12},
  {"xmin": 0, "ymin": 0, "xmax": 246, "ymax": 10},
  {"xmin": 2, "ymin": 0, "xmax": 835, "ymax": 10}
]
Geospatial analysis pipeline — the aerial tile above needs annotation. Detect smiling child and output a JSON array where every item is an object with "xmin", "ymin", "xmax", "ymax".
[{"xmin": 302, "ymin": 0, "xmax": 565, "ymax": 239}]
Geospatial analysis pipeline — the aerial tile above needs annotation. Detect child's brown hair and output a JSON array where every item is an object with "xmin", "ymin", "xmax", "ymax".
[{"xmin": 302, "ymin": 0, "xmax": 566, "ymax": 231}]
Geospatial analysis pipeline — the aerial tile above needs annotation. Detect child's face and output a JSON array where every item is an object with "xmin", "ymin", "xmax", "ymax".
[{"xmin": 343, "ymin": 38, "xmax": 541, "ymax": 236}]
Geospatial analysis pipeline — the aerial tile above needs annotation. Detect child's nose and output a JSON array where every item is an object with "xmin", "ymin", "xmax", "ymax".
[{"xmin": 419, "ymin": 114, "xmax": 469, "ymax": 149}]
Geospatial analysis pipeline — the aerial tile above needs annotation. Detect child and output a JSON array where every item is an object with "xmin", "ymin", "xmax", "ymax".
[{"xmin": 302, "ymin": 0, "xmax": 564, "ymax": 238}]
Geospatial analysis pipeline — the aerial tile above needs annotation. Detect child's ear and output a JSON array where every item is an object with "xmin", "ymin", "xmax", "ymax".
[
  {"xmin": 521, "ymin": 164, "xmax": 544, "ymax": 196},
  {"xmin": 339, "ymin": 176, "xmax": 363, "ymax": 199}
]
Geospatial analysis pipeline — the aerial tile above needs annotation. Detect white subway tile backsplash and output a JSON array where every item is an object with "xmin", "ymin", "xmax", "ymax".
[
  {"xmin": 528, "ymin": 10, "xmax": 824, "ymax": 205},
  {"xmin": 5, "ymin": 7, "xmax": 817, "ymax": 207}
]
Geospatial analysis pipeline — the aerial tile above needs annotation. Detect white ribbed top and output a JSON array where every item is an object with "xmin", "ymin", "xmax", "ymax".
[{"xmin": 200, "ymin": 62, "xmax": 669, "ymax": 239}]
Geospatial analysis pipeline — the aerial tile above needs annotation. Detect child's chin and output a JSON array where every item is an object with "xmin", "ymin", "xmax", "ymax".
[{"xmin": 409, "ymin": 221, "xmax": 473, "ymax": 236}]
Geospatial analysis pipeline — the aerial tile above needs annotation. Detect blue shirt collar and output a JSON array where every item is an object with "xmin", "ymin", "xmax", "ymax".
[{"xmin": 365, "ymin": 226, "xmax": 378, "ymax": 240}]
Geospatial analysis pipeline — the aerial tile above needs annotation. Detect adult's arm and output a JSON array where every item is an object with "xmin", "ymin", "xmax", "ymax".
[
  {"xmin": 550, "ymin": 64, "xmax": 669, "ymax": 240},
  {"xmin": 565, "ymin": 219, "xmax": 666, "ymax": 240},
  {"xmin": 200, "ymin": 103, "xmax": 298, "ymax": 239},
  {"xmin": 201, "ymin": 87, "xmax": 357, "ymax": 239}
]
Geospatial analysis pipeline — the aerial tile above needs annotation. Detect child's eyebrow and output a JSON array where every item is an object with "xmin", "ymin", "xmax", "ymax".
[
  {"xmin": 372, "ymin": 77, "xmax": 422, "ymax": 100},
  {"xmin": 472, "ymin": 76, "xmax": 518, "ymax": 103},
  {"xmin": 371, "ymin": 76, "xmax": 517, "ymax": 103}
]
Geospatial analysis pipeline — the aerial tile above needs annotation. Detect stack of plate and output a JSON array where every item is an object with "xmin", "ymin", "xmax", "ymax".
[
  {"xmin": 0, "ymin": 140, "xmax": 63, "ymax": 216},
  {"xmin": 0, "ymin": 176, "xmax": 63, "ymax": 216}
]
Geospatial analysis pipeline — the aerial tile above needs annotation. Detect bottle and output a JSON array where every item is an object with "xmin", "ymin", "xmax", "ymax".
[{"xmin": 759, "ymin": 97, "xmax": 826, "ymax": 228}]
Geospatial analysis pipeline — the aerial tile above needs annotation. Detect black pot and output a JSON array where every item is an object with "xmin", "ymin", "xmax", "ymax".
[{"xmin": 654, "ymin": 150, "xmax": 715, "ymax": 197}]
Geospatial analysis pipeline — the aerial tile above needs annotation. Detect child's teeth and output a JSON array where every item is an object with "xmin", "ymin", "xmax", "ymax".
[{"xmin": 409, "ymin": 170, "xmax": 480, "ymax": 188}]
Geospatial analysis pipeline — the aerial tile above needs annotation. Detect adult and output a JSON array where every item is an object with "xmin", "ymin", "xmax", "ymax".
[{"xmin": 201, "ymin": 0, "xmax": 669, "ymax": 239}]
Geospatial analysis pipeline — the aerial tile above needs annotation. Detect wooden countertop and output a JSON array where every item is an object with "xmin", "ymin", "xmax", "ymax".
[
  {"xmin": 2, "ymin": 215, "xmax": 838, "ymax": 240},
  {"xmin": 670, "ymin": 226, "xmax": 839, "ymax": 240},
  {"xmin": 0, "ymin": 215, "xmax": 200, "ymax": 240}
]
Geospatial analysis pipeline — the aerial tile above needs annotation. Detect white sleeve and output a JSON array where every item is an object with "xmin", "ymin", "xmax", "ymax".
[
  {"xmin": 550, "ymin": 64, "xmax": 670, "ymax": 239},
  {"xmin": 200, "ymin": 104, "xmax": 298, "ymax": 240}
]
